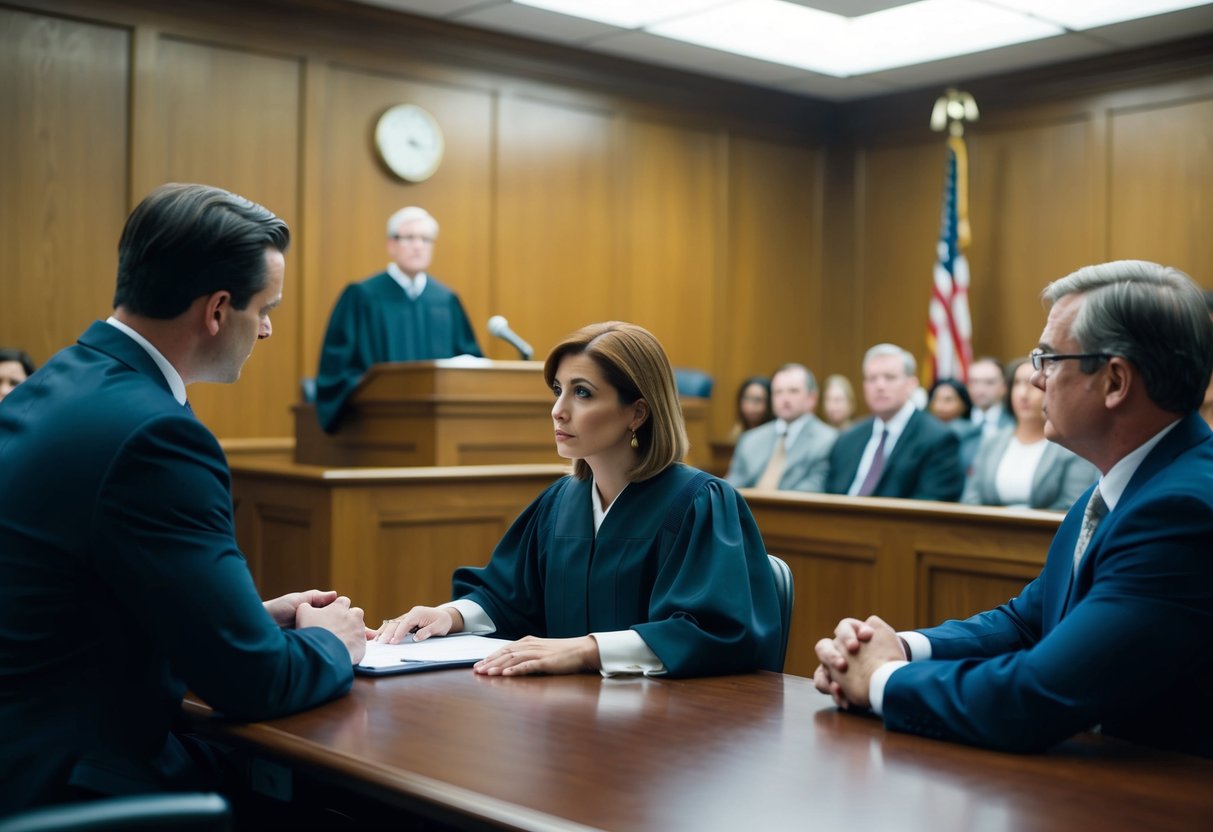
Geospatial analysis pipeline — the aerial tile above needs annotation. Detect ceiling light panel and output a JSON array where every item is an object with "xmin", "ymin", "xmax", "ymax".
[
  {"xmin": 986, "ymin": 0, "xmax": 1213, "ymax": 31},
  {"xmin": 512, "ymin": 0, "xmax": 726, "ymax": 29},
  {"xmin": 647, "ymin": 0, "xmax": 1062, "ymax": 76}
]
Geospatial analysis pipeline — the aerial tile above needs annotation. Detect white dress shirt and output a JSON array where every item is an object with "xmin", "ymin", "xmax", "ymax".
[
  {"xmin": 105, "ymin": 317, "xmax": 187, "ymax": 405},
  {"xmin": 386, "ymin": 263, "xmax": 428, "ymax": 300}
]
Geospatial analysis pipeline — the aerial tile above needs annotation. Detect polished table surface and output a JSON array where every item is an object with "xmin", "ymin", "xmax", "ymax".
[{"xmin": 184, "ymin": 670, "xmax": 1213, "ymax": 831}]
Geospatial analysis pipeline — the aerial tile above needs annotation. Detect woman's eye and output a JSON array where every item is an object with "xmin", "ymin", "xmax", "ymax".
[
  {"xmin": 552, "ymin": 385, "xmax": 562, "ymax": 397},
  {"xmin": 574, "ymin": 386, "xmax": 591, "ymax": 398}
]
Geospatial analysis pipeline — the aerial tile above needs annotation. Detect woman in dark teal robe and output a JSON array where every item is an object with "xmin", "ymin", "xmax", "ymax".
[{"xmin": 375, "ymin": 322, "xmax": 782, "ymax": 678}]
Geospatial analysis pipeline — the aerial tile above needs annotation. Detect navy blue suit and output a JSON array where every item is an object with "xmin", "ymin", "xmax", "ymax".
[
  {"xmin": 825, "ymin": 410, "xmax": 964, "ymax": 501},
  {"xmin": 0, "ymin": 322, "xmax": 353, "ymax": 812},
  {"xmin": 884, "ymin": 413, "xmax": 1213, "ymax": 755}
]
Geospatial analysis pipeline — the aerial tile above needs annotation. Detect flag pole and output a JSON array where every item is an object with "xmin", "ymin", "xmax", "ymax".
[{"xmin": 925, "ymin": 88, "xmax": 979, "ymax": 388}]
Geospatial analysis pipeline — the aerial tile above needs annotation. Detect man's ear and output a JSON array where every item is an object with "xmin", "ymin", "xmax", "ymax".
[
  {"xmin": 1103, "ymin": 356, "xmax": 1133, "ymax": 410},
  {"xmin": 203, "ymin": 291, "xmax": 231, "ymax": 336},
  {"xmin": 631, "ymin": 399, "xmax": 650, "ymax": 432}
]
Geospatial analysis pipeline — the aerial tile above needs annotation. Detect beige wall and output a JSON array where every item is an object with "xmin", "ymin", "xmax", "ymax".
[{"xmin": 3, "ymin": 0, "xmax": 1212, "ymax": 443}]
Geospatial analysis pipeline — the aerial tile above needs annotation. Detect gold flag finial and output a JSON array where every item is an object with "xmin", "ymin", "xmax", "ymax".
[{"xmin": 930, "ymin": 88, "xmax": 979, "ymax": 137}]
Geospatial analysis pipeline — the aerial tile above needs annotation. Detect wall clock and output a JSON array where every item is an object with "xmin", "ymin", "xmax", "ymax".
[{"xmin": 375, "ymin": 104, "xmax": 444, "ymax": 183}]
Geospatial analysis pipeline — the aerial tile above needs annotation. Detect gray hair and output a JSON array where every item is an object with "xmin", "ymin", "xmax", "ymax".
[
  {"xmin": 863, "ymin": 343, "xmax": 916, "ymax": 377},
  {"xmin": 1043, "ymin": 260, "xmax": 1213, "ymax": 413},
  {"xmin": 386, "ymin": 206, "xmax": 439, "ymax": 239},
  {"xmin": 772, "ymin": 362, "xmax": 818, "ymax": 394}
]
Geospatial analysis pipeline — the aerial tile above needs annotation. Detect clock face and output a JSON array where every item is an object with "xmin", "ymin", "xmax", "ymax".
[{"xmin": 375, "ymin": 104, "xmax": 444, "ymax": 183}]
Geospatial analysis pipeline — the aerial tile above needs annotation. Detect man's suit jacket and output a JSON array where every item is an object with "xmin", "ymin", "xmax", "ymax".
[
  {"xmin": 725, "ymin": 416, "xmax": 838, "ymax": 492},
  {"xmin": 884, "ymin": 412, "xmax": 1213, "ymax": 755},
  {"xmin": 824, "ymin": 410, "xmax": 964, "ymax": 501},
  {"xmin": 0, "ymin": 322, "xmax": 353, "ymax": 812},
  {"xmin": 961, "ymin": 426, "xmax": 1098, "ymax": 511}
]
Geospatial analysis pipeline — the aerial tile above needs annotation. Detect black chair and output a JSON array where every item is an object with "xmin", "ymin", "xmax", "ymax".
[
  {"xmin": 768, "ymin": 554, "xmax": 794, "ymax": 671},
  {"xmin": 673, "ymin": 368, "xmax": 713, "ymax": 399},
  {"xmin": 0, "ymin": 794, "xmax": 232, "ymax": 832}
]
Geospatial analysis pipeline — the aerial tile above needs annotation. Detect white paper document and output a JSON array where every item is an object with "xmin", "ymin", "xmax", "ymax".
[{"xmin": 357, "ymin": 634, "xmax": 511, "ymax": 670}]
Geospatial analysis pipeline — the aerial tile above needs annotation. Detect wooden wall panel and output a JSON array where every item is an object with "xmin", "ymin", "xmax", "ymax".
[
  {"xmin": 1108, "ymin": 95, "xmax": 1213, "ymax": 281},
  {"xmin": 493, "ymin": 96, "xmax": 618, "ymax": 360},
  {"xmin": 141, "ymin": 36, "xmax": 303, "ymax": 438},
  {"xmin": 719, "ymin": 137, "xmax": 822, "ymax": 433},
  {"xmin": 5, "ymin": 0, "xmax": 1213, "ymax": 448},
  {"xmin": 0, "ymin": 7, "xmax": 128, "ymax": 363},
  {"xmin": 621, "ymin": 119, "xmax": 719, "ymax": 374},
  {"xmin": 967, "ymin": 118, "xmax": 1099, "ymax": 359},
  {"xmin": 854, "ymin": 140, "xmax": 943, "ymax": 378},
  {"xmin": 304, "ymin": 65, "xmax": 495, "ymax": 370}
]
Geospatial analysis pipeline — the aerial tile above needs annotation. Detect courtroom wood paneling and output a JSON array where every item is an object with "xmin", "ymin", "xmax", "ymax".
[
  {"xmin": 493, "ymin": 95, "xmax": 618, "ymax": 360},
  {"xmin": 303, "ymin": 64, "xmax": 495, "ymax": 368},
  {"xmin": 966, "ymin": 118, "xmax": 1101, "ymax": 358},
  {"xmin": 621, "ymin": 118, "xmax": 719, "ymax": 377},
  {"xmin": 719, "ymin": 136, "xmax": 823, "ymax": 434},
  {"xmin": 1108, "ymin": 94, "xmax": 1213, "ymax": 279},
  {"xmin": 231, "ymin": 462, "xmax": 568, "ymax": 623},
  {"xmin": 853, "ymin": 140, "xmax": 945, "ymax": 371},
  {"xmin": 0, "ymin": 7, "xmax": 128, "ymax": 364},
  {"xmin": 5, "ymin": 0, "xmax": 1213, "ymax": 449},
  {"xmin": 139, "ymin": 36, "xmax": 304, "ymax": 438},
  {"xmin": 918, "ymin": 553, "xmax": 1040, "ymax": 627}
]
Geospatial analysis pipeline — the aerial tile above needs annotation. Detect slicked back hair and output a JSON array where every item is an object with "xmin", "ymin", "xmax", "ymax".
[{"xmin": 113, "ymin": 183, "xmax": 289, "ymax": 319}]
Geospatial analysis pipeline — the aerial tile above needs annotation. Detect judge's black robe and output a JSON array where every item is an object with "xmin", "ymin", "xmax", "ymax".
[
  {"xmin": 315, "ymin": 272, "xmax": 481, "ymax": 432},
  {"xmin": 453, "ymin": 464, "xmax": 783, "ymax": 678}
]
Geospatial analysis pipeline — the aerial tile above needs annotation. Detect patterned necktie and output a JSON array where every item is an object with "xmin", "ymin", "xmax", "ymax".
[
  {"xmin": 1072, "ymin": 486, "xmax": 1108, "ymax": 574},
  {"xmin": 857, "ymin": 429, "xmax": 889, "ymax": 497},
  {"xmin": 755, "ymin": 434, "xmax": 788, "ymax": 490}
]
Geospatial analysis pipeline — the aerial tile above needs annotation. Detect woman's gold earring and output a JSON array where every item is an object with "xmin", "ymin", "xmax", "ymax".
[{"xmin": 630, "ymin": 431, "xmax": 639, "ymax": 449}]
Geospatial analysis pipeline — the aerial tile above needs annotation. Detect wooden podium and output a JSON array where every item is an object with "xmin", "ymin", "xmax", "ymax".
[{"xmin": 294, "ymin": 359, "xmax": 710, "ymax": 468}]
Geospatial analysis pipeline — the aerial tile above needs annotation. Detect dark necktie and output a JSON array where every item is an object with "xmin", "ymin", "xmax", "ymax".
[{"xmin": 857, "ymin": 429, "xmax": 889, "ymax": 497}]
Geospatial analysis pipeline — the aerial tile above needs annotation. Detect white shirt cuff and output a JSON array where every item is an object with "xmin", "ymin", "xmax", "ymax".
[
  {"xmin": 592, "ymin": 630, "xmax": 666, "ymax": 677},
  {"xmin": 869, "ymin": 660, "xmax": 908, "ymax": 716},
  {"xmin": 900, "ymin": 630, "xmax": 932, "ymax": 660},
  {"xmin": 441, "ymin": 600, "xmax": 496, "ymax": 634}
]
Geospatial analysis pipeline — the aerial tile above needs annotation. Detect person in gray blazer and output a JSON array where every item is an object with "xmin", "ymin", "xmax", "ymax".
[
  {"xmin": 962, "ymin": 358, "xmax": 1097, "ymax": 510},
  {"xmin": 726, "ymin": 363, "xmax": 837, "ymax": 492}
]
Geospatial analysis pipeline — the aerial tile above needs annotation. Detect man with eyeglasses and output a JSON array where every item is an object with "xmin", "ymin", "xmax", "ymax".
[
  {"xmin": 315, "ymin": 206, "xmax": 482, "ymax": 432},
  {"xmin": 813, "ymin": 260, "xmax": 1213, "ymax": 757}
]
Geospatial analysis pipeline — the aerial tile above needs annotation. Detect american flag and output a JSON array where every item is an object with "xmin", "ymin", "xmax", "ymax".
[{"xmin": 925, "ymin": 135, "xmax": 973, "ymax": 385}]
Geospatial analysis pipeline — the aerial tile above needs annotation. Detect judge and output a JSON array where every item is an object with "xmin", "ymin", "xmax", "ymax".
[
  {"xmin": 376, "ymin": 321, "xmax": 782, "ymax": 678},
  {"xmin": 314, "ymin": 206, "xmax": 481, "ymax": 431}
]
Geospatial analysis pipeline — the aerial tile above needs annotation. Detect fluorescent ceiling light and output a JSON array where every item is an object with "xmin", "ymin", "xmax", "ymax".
[
  {"xmin": 513, "ymin": 0, "xmax": 1211, "ymax": 77},
  {"xmin": 512, "ymin": 0, "xmax": 724, "ymax": 29},
  {"xmin": 649, "ymin": 0, "xmax": 1062, "ymax": 76},
  {"xmin": 989, "ymin": 0, "xmax": 1213, "ymax": 31}
]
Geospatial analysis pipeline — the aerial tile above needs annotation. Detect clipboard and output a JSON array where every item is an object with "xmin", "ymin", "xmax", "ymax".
[{"xmin": 355, "ymin": 634, "xmax": 511, "ymax": 677}]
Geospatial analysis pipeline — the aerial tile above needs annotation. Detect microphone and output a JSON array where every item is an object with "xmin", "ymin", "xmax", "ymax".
[{"xmin": 487, "ymin": 315, "xmax": 534, "ymax": 360}]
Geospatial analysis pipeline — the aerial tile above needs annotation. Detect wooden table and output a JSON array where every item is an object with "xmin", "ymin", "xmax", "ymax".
[{"xmin": 182, "ymin": 670, "xmax": 1213, "ymax": 831}]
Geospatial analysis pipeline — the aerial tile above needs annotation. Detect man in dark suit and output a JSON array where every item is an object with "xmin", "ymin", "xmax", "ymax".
[
  {"xmin": 967, "ymin": 356, "xmax": 1014, "ymax": 439},
  {"xmin": 0, "ymin": 184, "xmax": 368, "ymax": 813},
  {"xmin": 726, "ymin": 363, "xmax": 837, "ymax": 492},
  {"xmin": 824, "ymin": 344, "xmax": 964, "ymax": 501},
  {"xmin": 813, "ymin": 261, "xmax": 1213, "ymax": 756}
]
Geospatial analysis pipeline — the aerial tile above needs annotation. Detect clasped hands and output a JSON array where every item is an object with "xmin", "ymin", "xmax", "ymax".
[
  {"xmin": 374, "ymin": 605, "xmax": 602, "ymax": 677},
  {"xmin": 813, "ymin": 615, "xmax": 905, "ymax": 711}
]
